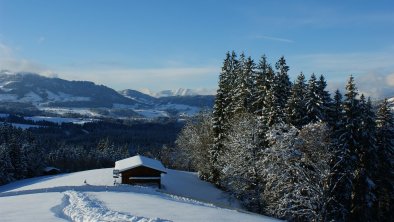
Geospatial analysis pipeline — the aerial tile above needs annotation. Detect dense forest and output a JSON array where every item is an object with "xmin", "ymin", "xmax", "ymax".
[
  {"xmin": 0, "ymin": 118, "xmax": 183, "ymax": 183},
  {"xmin": 170, "ymin": 52, "xmax": 393, "ymax": 221}
]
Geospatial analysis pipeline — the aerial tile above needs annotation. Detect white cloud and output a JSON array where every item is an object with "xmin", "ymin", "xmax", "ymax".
[
  {"xmin": 252, "ymin": 35, "xmax": 294, "ymax": 43},
  {"xmin": 326, "ymin": 73, "xmax": 394, "ymax": 99},
  {"xmin": 291, "ymin": 52, "xmax": 394, "ymax": 76},
  {"xmin": 289, "ymin": 50, "xmax": 394, "ymax": 99},
  {"xmin": 0, "ymin": 41, "xmax": 219, "ymax": 90},
  {"xmin": 0, "ymin": 42, "xmax": 54, "ymax": 75},
  {"xmin": 57, "ymin": 66, "xmax": 220, "ymax": 90}
]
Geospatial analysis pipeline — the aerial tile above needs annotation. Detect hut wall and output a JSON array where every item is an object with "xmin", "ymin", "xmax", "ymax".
[{"xmin": 121, "ymin": 166, "xmax": 162, "ymax": 186}]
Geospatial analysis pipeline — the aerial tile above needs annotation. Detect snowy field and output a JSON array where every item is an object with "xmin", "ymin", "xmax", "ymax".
[
  {"xmin": 10, "ymin": 123, "xmax": 44, "ymax": 129},
  {"xmin": 25, "ymin": 116, "xmax": 96, "ymax": 125},
  {"xmin": 40, "ymin": 107, "xmax": 103, "ymax": 117},
  {"xmin": 0, "ymin": 168, "xmax": 279, "ymax": 222}
]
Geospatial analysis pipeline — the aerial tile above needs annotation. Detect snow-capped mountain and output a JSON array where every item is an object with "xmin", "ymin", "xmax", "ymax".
[
  {"xmin": 0, "ymin": 72, "xmax": 214, "ymax": 118},
  {"xmin": 0, "ymin": 71, "xmax": 136, "ymax": 108},
  {"xmin": 119, "ymin": 89, "xmax": 158, "ymax": 105},
  {"xmin": 140, "ymin": 88, "xmax": 216, "ymax": 98}
]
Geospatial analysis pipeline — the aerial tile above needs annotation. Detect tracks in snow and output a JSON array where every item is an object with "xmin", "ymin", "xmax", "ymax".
[{"xmin": 52, "ymin": 190, "xmax": 171, "ymax": 222}]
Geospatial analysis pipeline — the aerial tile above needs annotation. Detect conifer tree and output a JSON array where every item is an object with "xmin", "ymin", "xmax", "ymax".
[
  {"xmin": 0, "ymin": 144, "xmax": 14, "ymax": 185},
  {"xmin": 8, "ymin": 135, "xmax": 27, "ymax": 180},
  {"xmin": 286, "ymin": 72, "xmax": 308, "ymax": 128},
  {"xmin": 350, "ymin": 95, "xmax": 378, "ymax": 221},
  {"xmin": 305, "ymin": 74, "xmax": 323, "ymax": 123},
  {"xmin": 252, "ymin": 55, "xmax": 269, "ymax": 116},
  {"xmin": 274, "ymin": 56, "xmax": 291, "ymax": 110},
  {"xmin": 325, "ymin": 76, "xmax": 361, "ymax": 222},
  {"xmin": 221, "ymin": 113, "xmax": 264, "ymax": 212},
  {"xmin": 317, "ymin": 75, "xmax": 332, "ymax": 122},
  {"xmin": 375, "ymin": 98, "xmax": 394, "ymax": 221},
  {"xmin": 261, "ymin": 66, "xmax": 282, "ymax": 127},
  {"xmin": 328, "ymin": 90, "xmax": 343, "ymax": 130},
  {"xmin": 211, "ymin": 52, "xmax": 233, "ymax": 184},
  {"xmin": 223, "ymin": 51, "xmax": 238, "ymax": 120},
  {"xmin": 233, "ymin": 54, "xmax": 255, "ymax": 114},
  {"xmin": 253, "ymin": 55, "xmax": 274, "ymax": 148}
]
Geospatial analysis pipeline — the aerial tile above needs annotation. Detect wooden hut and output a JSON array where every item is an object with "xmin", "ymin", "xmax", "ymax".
[
  {"xmin": 114, "ymin": 155, "xmax": 166, "ymax": 188},
  {"xmin": 43, "ymin": 166, "xmax": 61, "ymax": 175}
]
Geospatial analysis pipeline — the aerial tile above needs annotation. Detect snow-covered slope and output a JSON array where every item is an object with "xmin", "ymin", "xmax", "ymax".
[
  {"xmin": 0, "ymin": 72, "xmax": 213, "ymax": 119},
  {"xmin": 0, "ymin": 72, "xmax": 136, "ymax": 108},
  {"xmin": 0, "ymin": 168, "xmax": 279, "ymax": 222},
  {"xmin": 141, "ymin": 88, "xmax": 216, "ymax": 98}
]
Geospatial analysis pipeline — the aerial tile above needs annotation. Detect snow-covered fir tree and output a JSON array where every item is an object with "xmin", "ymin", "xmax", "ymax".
[
  {"xmin": 350, "ymin": 95, "xmax": 378, "ymax": 221},
  {"xmin": 375, "ymin": 98, "xmax": 394, "ymax": 221},
  {"xmin": 221, "ymin": 113, "xmax": 264, "ymax": 212},
  {"xmin": 233, "ymin": 54, "xmax": 255, "ymax": 114},
  {"xmin": 328, "ymin": 89, "xmax": 343, "ymax": 130},
  {"xmin": 211, "ymin": 52, "xmax": 234, "ymax": 184},
  {"xmin": 305, "ymin": 74, "xmax": 324, "ymax": 123},
  {"xmin": 324, "ymin": 76, "xmax": 361, "ymax": 222},
  {"xmin": 286, "ymin": 72, "xmax": 308, "ymax": 128},
  {"xmin": 251, "ymin": 55, "xmax": 269, "ymax": 116},
  {"xmin": 260, "ymin": 123, "xmax": 331, "ymax": 221},
  {"xmin": 317, "ymin": 75, "xmax": 332, "ymax": 122},
  {"xmin": 274, "ymin": 56, "xmax": 291, "ymax": 112},
  {"xmin": 176, "ymin": 111, "xmax": 214, "ymax": 180},
  {"xmin": 261, "ymin": 65, "xmax": 283, "ymax": 127}
]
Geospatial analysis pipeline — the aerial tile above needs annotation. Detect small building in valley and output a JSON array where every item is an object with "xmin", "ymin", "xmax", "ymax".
[
  {"xmin": 114, "ymin": 155, "xmax": 167, "ymax": 188},
  {"xmin": 43, "ymin": 166, "xmax": 61, "ymax": 175}
]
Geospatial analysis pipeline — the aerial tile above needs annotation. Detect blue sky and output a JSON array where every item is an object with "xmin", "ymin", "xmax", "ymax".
[{"xmin": 1, "ymin": 0, "xmax": 394, "ymax": 97}]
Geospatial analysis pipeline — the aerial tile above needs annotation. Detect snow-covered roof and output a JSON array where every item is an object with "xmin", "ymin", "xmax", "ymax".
[{"xmin": 114, "ymin": 155, "xmax": 166, "ymax": 173}]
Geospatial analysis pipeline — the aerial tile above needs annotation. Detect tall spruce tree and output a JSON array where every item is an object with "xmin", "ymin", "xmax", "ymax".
[
  {"xmin": 375, "ymin": 98, "xmax": 394, "ymax": 221},
  {"xmin": 328, "ymin": 90, "xmax": 343, "ymax": 130},
  {"xmin": 285, "ymin": 72, "xmax": 308, "ymax": 128},
  {"xmin": 252, "ymin": 55, "xmax": 269, "ymax": 116},
  {"xmin": 223, "ymin": 51, "xmax": 238, "ymax": 121},
  {"xmin": 350, "ymin": 95, "xmax": 378, "ymax": 221},
  {"xmin": 233, "ymin": 55, "xmax": 255, "ymax": 114},
  {"xmin": 305, "ymin": 73, "xmax": 323, "ymax": 123},
  {"xmin": 261, "ymin": 65, "xmax": 282, "ymax": 127},
  {"xmin": 211, "ymin": 52, "xmax": 233, "ymax": 184},
  {"xmin": 274, "ymin": 56, "xmax": 291, "ymax": 110},
  {"xmin": 317, "ymin": 75, "xmax": 332, "ymax": 122},
  {"xmin": 324, "ymin": 76, "xmax": 361, "ymax": 222}
]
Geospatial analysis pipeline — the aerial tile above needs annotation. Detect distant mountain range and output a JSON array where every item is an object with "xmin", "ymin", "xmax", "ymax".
[
  {"xmin": 139, "ymin": 88, "xmax": 216, "ymax": 98},
  {"xmin": 0, "ymin": 71, "xmax": 215, "ymax": 119}
]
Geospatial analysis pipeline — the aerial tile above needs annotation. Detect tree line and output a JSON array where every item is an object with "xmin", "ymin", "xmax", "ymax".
[
  {"xmin": 0, "ymin": 119, "xmax": 183, "ymax": 185},
  {"xmin": 172, "ymin": 52, "xmax": 393, "ymax": 221},
  {"xmin": 0, "ymin": 123, "xmax": 129, "ymax": 184}
]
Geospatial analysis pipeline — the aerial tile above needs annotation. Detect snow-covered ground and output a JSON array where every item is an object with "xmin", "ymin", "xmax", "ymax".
[
  {"xmin": 133, "ymin": 109, "xmax": 170, "ymax": 118},
  {"xmin": 40, "ymin": 107, "xmax": 103, "ymax": 117},
  {"xmin": 11, "ymin": 123, "xmax": 44, "ymax": 129},
  {"xmin": 25, "ymin": 116, "xmax": 96, "ymax": 125},
  {"xmin": 0, "ymin": 113, "xmax": 10, "ymax": 118},
  {"xmin": 0, "ymin": 168, "xmax": 279, "ymax": 222}
]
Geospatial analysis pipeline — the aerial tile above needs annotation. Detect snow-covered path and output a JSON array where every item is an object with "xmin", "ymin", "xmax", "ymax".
[{"xmin": 54, "ymin": 190, "xmax": 169, "ymax": 222}]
